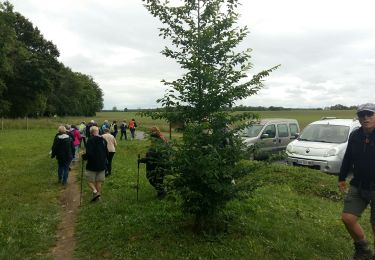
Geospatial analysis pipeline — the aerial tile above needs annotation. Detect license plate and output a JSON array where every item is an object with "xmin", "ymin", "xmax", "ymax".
[{"xmin": 297, "ymin": 159, "xmax": 310, "ymax": 165}]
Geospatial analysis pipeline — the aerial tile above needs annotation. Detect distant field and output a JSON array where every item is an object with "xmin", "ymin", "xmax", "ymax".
[{"xmin": 0, "ymin": 110, "xmax": 356, "ymax": 131}]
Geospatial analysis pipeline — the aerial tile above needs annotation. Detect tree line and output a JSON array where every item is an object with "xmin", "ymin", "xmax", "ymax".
[{"xmin": 0, "ymin": 1, "xmax": 103, "ymax": 118}]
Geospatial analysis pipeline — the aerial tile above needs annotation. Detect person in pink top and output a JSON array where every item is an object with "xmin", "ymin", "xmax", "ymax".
[
  {"xmin": 71, "ymin": 125, "xmax": 81, "ymax": 161},
  {"xmin": 102, "ymin": 128, "xmax": 117, "ymax": 176}
]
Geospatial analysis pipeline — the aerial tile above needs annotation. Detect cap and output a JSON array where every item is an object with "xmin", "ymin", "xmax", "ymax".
[{"xmin": 357, "ymin": 103, "xmax": 375, "ymax": 113}]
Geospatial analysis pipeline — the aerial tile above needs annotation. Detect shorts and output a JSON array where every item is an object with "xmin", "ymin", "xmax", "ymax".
[
  {"xmin": 86, "ymin": 170, "xmax": 105, "ymax": 182},
  {"xmin": 343, "ymin": 185, "xmax": 375, "ymax": 223}
]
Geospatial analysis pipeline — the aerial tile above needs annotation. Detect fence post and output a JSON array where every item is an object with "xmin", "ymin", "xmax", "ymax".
[
  {"xmin": 1, "ymin": 117, "xmax": 3, "ymax": 130},
  {"xmin": 26, "ymin": 116, "xmax": 29, "ymax": 130}
]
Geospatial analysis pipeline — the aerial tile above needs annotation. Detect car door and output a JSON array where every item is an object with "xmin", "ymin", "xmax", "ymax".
[
  {"xmin": 276, "ymin": 123, "xmax": 289, "ymax": 150},
  {"xmin": 259, "ymin": 124, "xmax": 277, "ymax": 151}
]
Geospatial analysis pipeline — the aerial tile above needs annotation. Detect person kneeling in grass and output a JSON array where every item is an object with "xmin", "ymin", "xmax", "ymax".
[{"xmin": 82, "ymin": 126, "xmax": 109, "ymax": 202}]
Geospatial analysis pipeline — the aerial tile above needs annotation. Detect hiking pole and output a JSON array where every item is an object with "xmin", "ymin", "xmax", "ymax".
[
  {"xmin": 137, "ymin": 154, "xmax": 140, "ymax": 201},
  {"xmin": 80, "ymin": 159, "xmax": 84, "ymax": 206}
]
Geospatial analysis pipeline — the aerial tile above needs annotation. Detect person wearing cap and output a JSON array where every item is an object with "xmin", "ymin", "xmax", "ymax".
[{"xmin": 339, "ymin": 103, "xmax": 375, "ymax": 259}]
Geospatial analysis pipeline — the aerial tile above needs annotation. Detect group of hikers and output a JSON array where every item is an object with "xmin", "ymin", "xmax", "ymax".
[{"xmin": 50, "ymin": 118, "xmax": 169, "ymax": 202}]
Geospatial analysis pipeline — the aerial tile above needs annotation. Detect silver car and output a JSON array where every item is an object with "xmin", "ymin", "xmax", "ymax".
[
  {"xmin": 286, "ymin": 118, "xmax": 360, "ymax": 174},
  {"xmin": 241, "ymin": 118, "xmax": 300, "ymax": 154}
]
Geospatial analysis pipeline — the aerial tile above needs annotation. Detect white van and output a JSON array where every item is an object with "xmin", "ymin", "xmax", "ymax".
[
  {"xmin": 241, "ymin": 118, "xmax": 300, "ymax": 155},
  {"xmin": 286, "ymin": 118, "xmax": 360, "ymax": 174}
]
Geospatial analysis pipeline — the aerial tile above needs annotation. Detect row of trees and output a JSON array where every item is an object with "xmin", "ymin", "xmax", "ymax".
[{"xmin": 0, "ymin": 1, "xmax": 103, "ymax": 117}]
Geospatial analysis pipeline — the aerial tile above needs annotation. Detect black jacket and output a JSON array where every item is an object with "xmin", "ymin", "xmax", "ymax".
[
  {"xmin": 51, "ymin": 133, "xmax": 74, "ymax": 163},
  {"xmin": 85, "ymin": 135, "xmax": 109, "ymax": 171},
  {"xmin": 339, "ymin": 127, "xmax": 375, "ymax": 189},
  {"xmin": 139, "ymin": 136, "xmax": 168, "ymax": 174}
]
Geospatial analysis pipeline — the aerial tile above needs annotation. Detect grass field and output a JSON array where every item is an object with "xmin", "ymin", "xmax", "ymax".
[
  {"xmin": 0, "ymin": 111, "xmax": 369, "ymax": 259},
  {"xmin": 0, "ymin": 109, "xmax": 357, "ymax": 131}
]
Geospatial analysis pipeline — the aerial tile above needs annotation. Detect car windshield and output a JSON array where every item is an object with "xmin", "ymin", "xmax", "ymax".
[
  {"xmin": 299, "ymin": 124, "xmax": 350, "ymax": 144},
  {"xmin": 241, "ymin": 124, "xmax": 264, "ymax": 137}
]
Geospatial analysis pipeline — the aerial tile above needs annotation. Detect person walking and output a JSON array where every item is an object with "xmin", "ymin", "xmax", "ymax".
[
  {"xmin": 139, "ymin": 126, "xmax": 169, "ymax": 198},
  {"xmin": 82, "ymin": 126, "xmax": 109, "ymax": 202},
  {"xmin": 51, "ymin": 125, "xmax": 75, "ymax": 186},
  {"xmin": 102, "ymin": 128, "xmax": 117, "ymax": 177},
  {"xmin": 71, "ymin": 125, "xmax": 81, "ymax": 161},
  {"xmin": 79, "ymin": 121, "xmax": 86, "ymax": 148},
  {"xmin": 120, "ymin": 120, "xmax": 128, "ymax": 140},
  {"xmin": 110, "ymin": 120, "xmax": 118, "ymax": 138},
  {"xmin": 129, "ymin": 118, "xmax": 137, "ymax": 140},
  {"xmin": 339, "ymin": 103, "xmax": 375, "ymax": 259}
]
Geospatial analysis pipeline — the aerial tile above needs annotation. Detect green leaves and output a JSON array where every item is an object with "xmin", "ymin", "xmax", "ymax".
[
  {"xmin": 144, "ymin": 0, "xmax": 277, "ymax": 231},
  {"xmin": 0, "ymin": 2, "xmax": 103, "ymax": 117}
]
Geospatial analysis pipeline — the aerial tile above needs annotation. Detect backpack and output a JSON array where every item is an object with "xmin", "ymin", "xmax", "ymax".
[{"xmin": 110, "ymin": 123, "xmax": 115, "ymax": 132}]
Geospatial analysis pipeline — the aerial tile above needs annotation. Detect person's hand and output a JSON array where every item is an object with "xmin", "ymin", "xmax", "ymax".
[{"xmin": 338, "ymin": 181, "xmax": 347, "ymax": 193}]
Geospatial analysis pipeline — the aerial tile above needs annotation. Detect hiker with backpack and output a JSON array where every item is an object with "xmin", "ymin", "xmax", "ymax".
[
  {"xmin": 138, "ymin": 126, "xmax": 169, "ymax": 198},
  {"xmin": 110, "ymin": 120, "xmax": 118, "ymax": 138},
  {"xmin": 82, "ymin": 126, "xmax": 109, "ymax": 202},
  {"xmin": 129, "ymin": 118, "xmax": 137, "ymax": 140},
  {"xmin": 120, "ymin": 120, "xmax": 128, "ymax": 140},
  {"xmin": 51, "ymin": 125, "xmax": 75, "ymax": 186}
]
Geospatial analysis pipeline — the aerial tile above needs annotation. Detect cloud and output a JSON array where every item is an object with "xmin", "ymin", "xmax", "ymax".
[{"xmin": 8, "ymin": 0, "xmax": 375, "ymax": 109}]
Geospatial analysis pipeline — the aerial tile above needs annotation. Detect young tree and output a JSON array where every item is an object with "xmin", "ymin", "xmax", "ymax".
[{"xmin": 143, "ymin": 0, "xmax": 278, "ymax": 231}]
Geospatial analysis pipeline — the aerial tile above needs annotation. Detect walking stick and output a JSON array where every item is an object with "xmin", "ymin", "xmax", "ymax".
[
  {"xmin": 137, "ymin": 154, "xmax": 140, "ymax": 201},
  {"xmin": 80, "ymin": 159, "xmax": 84, "ymax": 206}
]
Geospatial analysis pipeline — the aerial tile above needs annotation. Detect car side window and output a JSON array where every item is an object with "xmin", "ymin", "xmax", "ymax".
[
  {"xmin": 289, "ymin": 123, "xmax": 298, "ymax": 136},
  {"xmin": 277, "ymin": 124, "xmax": 289, "ymax": 137},
  {"xmin": 263, "ymin": 124, "xmax": 276, "ymax": 138}
]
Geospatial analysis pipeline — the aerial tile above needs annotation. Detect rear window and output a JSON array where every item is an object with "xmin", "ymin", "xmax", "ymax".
[{"xmin": 299, "ymin": 124, "xmax": 350, "ymax": 143}]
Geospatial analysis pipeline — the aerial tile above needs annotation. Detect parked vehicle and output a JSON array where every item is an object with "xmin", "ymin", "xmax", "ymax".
[
  {"xmin": 286, "ymin": 118, "xmax": 360, "ymax": 174},
  {"xmin": 241, "ymin": 118, "xmax": 300, "ymax": 158}
]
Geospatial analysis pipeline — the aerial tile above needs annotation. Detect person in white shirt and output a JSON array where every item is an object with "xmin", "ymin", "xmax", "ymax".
[{"xmin": 102, "ymin": 128, "xmax": 117, "ymax": 177}]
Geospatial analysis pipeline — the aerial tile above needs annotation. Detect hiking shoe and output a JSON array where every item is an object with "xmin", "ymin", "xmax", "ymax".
[
  {"xmin": 91, "ymin": 192, "xmax": 101, "ymax": 202},
  {"xmin": 353, "ymin": 240, "xmax": 373, "ymax": 260}
]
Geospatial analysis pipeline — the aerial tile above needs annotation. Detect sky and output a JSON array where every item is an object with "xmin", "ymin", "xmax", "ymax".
[{"xmin": 7, "ymin": 0, "xmax": 375, "ymax": 110}]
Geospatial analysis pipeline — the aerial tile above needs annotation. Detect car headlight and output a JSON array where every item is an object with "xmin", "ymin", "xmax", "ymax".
[
  {"xmin": 324, "ymin": 148, "xmax": 339, "ymax": 157},
  {"xmin": 286, "ymin": 144, "xmax": 294, "ymax": 153}
]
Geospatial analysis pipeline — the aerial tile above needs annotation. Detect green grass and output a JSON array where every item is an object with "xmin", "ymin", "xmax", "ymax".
[
  {"xmin": 1, "ymin": 126, "xmax": 372, "ymax": 259},
  {"xmin": 0, "ymin": 109, "xmax": 356, "ymax": 131},
  {"xmin": 74, "ymin": 140, "xmax": 368, "ymax": 259},
  {"xmin": 0, "ymin": 129, "xmax": 60, "ymax": 259}
]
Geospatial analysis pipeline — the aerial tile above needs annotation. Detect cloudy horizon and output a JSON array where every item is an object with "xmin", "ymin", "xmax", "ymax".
[{"xmin": 8, "ymin": 0, "xmax": 375, "ymax": 110}]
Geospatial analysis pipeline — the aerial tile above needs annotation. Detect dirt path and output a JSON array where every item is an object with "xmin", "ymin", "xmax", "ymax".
[
  {"xmin": 48, "ymin": 133, "xmax": 145, "ymax": 259},
  {"xmin": 50, "ymin": 161, "xmax": 81, "ymax": 260}
]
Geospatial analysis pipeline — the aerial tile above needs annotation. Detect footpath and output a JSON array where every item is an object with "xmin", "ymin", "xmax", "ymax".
[
  {"xmin": 49, "ymin": 131, "xmax": 145, "ymax": 259},
  {"xmin": 49, "ymin": 161, "xmax": 80, "ymax": 260}
]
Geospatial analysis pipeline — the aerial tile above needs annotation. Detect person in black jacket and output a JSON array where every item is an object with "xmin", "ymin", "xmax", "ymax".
[
  {"xmin": 51, "ymin": 125, "xmax": 75, "ymax": 186},
  {"xmin": 139, "ymin": 126, "xmax": 169, "ymax": 198},
  {"xmin": 339, "ymin": 103, "xmax": 375, "ymax": 259},
  {"xmin": 82, "ymin": 126, "xmax": 109, "ymax": 202}
]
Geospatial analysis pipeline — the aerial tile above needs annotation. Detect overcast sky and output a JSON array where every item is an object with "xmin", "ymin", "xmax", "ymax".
[{"xmin": 8, "ymin": 0, "xmax": 375, "ymax": 109}]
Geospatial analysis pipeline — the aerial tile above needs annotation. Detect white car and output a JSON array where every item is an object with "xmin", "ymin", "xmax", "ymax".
[{"xmin": 286, "ymin": 118, "xmax": 360, "ymax": 174}]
